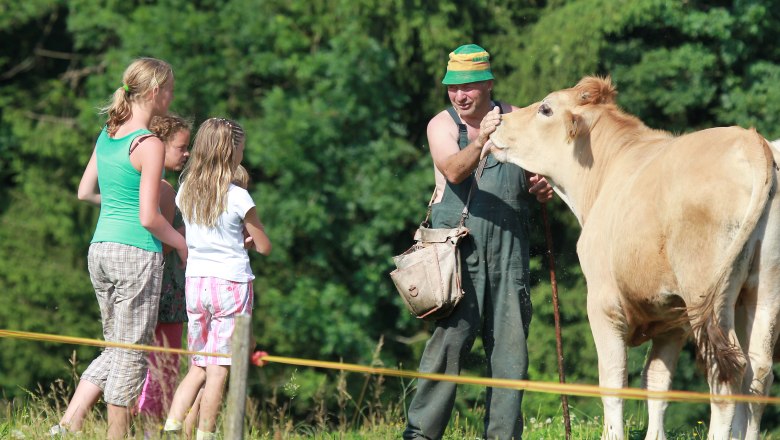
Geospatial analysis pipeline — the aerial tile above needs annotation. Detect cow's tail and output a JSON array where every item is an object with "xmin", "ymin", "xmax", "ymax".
[{"xmin": 686, "ymin": 130, "xmax": 774, "ymax": 383}]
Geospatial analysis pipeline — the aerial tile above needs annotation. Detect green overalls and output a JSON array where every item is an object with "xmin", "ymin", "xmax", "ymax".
[{"xmin": 403, "ymin": 104, "xmax": 533, "ymax": 440}]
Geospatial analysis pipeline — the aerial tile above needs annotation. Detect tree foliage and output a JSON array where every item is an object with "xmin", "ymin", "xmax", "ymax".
[{"xmin": 2, "ymin": 0, "xmax": 780, "ymax": 434}]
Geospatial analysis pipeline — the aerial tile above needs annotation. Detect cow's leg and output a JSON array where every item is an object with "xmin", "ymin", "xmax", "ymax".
[
  {"xmin": 692, "ymin": 234, "xmax": 756, "ymax": 439},
  {"xmin": 698, "ymin": 320, "xmax": 745, "ymax": 440},
  {"xmin": 642, "ymin": 329, "xmax": 686, "ymax": 440},
  {"xmin": 737, "ymin": 200, "xmax": 780, "ymax": 440},
  {"xmin": 733, "ymin": 296, "xmax": 750, "ymax": 439},
  {"xmin": 733, "ymin": 257, "xmax": 780, "ymax": 439},
  {"xmin": 587, "ymin": 293, "xmax": 627, "ymax": 440},
  {"xmin": 734, "ymin": 304, "xmax": 778, "ymax": 440},
  {"xmin": 705, "ymin": 359, "xmax": 743, "ymax": 440}
]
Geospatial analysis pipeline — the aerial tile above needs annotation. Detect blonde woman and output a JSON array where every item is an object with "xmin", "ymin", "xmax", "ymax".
[
  {"xmin": 53, "ymin": 58, "xmax": 188, "ymax": 438},
  {"xmin": 163, "ymin": 118, "xmax": 271, "ymax": 440}
]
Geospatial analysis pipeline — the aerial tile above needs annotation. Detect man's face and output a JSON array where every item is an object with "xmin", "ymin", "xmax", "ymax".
[
  {"xmin": 164, "ymin": 129, "xmax": 190, "ymax": 172},
  {"xmin": 447, "ymin": 80, "xmax": 493, "ymax": 117}
]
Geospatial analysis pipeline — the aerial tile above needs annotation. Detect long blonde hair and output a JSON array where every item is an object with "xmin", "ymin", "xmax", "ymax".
[
  {"xmin": 178, "ymin": 118, "xmax": 246, "ymax": 227},
  {"xmin": 101, "ymin": 57, "xmax": 173, "ymax": 136}
]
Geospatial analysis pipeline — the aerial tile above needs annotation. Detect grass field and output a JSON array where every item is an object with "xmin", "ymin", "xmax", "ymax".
[
  {"xmin": 0, "ymin": 378, "xmax": 746, "ymax": 440},
  {"xmin": 1, "ymin": 348, "xmax": 775, "ymax": 439},
  {"xmin": 0, "ymin": 400, "xmax": 710, "ymax": 439}
]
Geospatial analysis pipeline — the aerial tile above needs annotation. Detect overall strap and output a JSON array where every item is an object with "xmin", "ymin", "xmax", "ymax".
[
  {"xmin": 422, "ymin": 102, "xmax": 501, "ymax": 227},
  {"xmin": 445, "ymin": 101, "xmax": 504, "ymax": 150},
  {"xmin": 445, "ymin": 107, "xmax": 469, "ymax": 149}
]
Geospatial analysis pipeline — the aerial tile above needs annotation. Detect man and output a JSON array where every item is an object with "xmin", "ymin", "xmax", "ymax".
[{"xmin": 403, "ymin": 43, "xmax": 553, "ymax": 440}]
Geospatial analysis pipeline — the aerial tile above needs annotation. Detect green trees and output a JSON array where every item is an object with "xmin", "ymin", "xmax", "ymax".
[{"xmin": 2, "ymin": 0, "xmax": 780, "ymax": 434}]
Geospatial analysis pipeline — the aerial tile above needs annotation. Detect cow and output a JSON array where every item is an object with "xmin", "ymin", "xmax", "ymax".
[{"xmin": 487, "ymin": 76, "xmax": 780, "ymax": 440}]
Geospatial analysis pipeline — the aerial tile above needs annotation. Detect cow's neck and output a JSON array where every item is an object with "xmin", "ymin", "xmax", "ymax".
[{"xmin": 554, "ymin": 113, "xmax": 669, "ymax": 227}]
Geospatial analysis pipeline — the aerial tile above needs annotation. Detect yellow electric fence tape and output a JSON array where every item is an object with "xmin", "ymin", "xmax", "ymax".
[{"xmin": 2, "ymin": 329, "xmax": 778, "ymax": 405}]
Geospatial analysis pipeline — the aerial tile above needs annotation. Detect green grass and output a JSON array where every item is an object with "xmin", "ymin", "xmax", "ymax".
[
  {"xmin": 1, "ymin": 347, "xmax": 776, "ymax": 439},
  {"xmin": 0, "ymin": 388, "xmax": 744, "ymax": 440}
]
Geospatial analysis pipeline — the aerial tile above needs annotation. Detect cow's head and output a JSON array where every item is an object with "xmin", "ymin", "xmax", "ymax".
[{"xmin": 489, "ymin": 76, "xmax": 617, "ymax": 177}]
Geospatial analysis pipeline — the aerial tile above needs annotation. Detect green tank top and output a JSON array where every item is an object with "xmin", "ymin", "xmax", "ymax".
[{"xmin": 91, "ymin": 127, "xmax": 162, "ymax": 253}]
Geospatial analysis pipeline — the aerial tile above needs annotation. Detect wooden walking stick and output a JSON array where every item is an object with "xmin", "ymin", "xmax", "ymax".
[{"xmin": 541, "ymin": 203, "xmax": 571, "ymax": 439}]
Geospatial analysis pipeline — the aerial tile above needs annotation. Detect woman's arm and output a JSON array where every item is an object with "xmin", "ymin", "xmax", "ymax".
[
  {"xmin": 77, "ymin": 149, "xmax": 101, "ymax": 205},
  {"xmin": 133, "ymin": 137, "xmax": 188, "ymax": 264}
]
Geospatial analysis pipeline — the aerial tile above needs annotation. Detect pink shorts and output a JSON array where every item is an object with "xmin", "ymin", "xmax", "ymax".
[{"xmin": 186, "ymin": 276, "xmax": 253, "ymax": 366}]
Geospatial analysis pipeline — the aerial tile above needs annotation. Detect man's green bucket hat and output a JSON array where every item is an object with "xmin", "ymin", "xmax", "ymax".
[{"xmin": 441, "ymin": 44, "xmax": 494, "ymax": 85}]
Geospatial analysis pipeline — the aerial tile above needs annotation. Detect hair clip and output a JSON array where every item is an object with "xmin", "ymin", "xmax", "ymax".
[
  {"xmin": 122, "ymin": 83, "xmax": 130, "ymax": 92},
  {"xmin": 215, "ymin": 117, "xmax": 233, "ymax": 128}
]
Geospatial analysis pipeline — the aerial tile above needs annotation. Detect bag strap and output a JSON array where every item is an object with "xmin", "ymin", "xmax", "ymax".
[
  {"xmin": 458, "ymin": 157, "xmax": 487, "ymax": 227},
  {"xmin": 421, "ymin": 156, "xmax": 485, "ymax": 228}
]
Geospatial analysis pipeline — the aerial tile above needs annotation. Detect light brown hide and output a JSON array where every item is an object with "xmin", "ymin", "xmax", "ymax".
[{"xmin": 489, "ymin": 76, "xmax": 779, "ymax": 440}]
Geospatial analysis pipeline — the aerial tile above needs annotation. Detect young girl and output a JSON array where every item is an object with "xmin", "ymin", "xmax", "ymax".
[
  {"xmin": 163, "ymin": 118, "xmax": 271, "ymax": 440},
  {"xmin": 54, "ymin": 58, "xmax": 188, "ymax": 439},
  {"xmin": 136, "ymin": 114, "xmax": 192, "ymax": 423}
]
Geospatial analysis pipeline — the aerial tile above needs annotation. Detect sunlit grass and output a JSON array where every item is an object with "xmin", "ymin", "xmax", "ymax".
[
  {"xmin": 2, "ymin": 344, "xmax": 778, "ymax": 439},
  {"xmin": 3, "ymin": 392, "xmax": 750, "ymax": 439}
]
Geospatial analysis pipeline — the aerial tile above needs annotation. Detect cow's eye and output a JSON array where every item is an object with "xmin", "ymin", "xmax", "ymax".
[{"xmin": 538, "ymin": 103, "xmax": 553, "ymax": 117}]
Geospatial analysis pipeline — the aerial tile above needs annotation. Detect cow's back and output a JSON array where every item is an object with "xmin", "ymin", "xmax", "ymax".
[{"xmin": 579, "ymin": 126, "xmax": 773, "ymax": 337}]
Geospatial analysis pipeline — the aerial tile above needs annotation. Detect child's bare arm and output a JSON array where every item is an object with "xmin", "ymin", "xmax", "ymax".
[
  {"xmin": 160, "ymin": 180, "xmax": 177, "ymax": 254},
  {"xmin": 243, "ymin": 207, "xmax": 271, "ymax": 256}
]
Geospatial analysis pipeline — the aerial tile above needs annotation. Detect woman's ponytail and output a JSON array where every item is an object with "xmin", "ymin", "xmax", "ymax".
[
  {"xmin": 100, "ymin": 58, "xmax": 173, "ymax": 136},
  {"xmin": 103, "ymin": 87, "xmax": 133, "ymax": 136}
]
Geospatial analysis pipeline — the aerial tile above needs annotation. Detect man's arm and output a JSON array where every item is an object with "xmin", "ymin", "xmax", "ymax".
[{"xmin": 428, "ymin": 106, "xmax": 502, "ymax": 184}]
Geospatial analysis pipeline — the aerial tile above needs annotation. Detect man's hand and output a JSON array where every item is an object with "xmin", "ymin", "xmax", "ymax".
[
  {"xmin": 476, "ymin": 106, "xmax": 501, "ymax": 148},
  {"xmin": 528, "ymin": 174, "xmax": 554, "ymax": 203}
]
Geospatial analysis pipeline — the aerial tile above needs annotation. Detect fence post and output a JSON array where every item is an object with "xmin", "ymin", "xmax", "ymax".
[{"xmin": 224, "ymin": 314, "xmax": 251, "ymax": 439}]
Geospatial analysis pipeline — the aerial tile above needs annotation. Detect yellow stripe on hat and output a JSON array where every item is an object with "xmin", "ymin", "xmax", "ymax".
[{"xmin": 447, "ymin": 51, "xmax": 491, "ymax": 72}]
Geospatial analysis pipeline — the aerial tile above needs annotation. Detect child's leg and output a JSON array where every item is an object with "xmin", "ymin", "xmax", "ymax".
[
  {"xmin": 158, "ymin": 322, "xmax": 184, "ymax": 412},
  {"xmin": 168, "ymin": 276, "xmax": 211, "ymax": 432},
  {"xmin": 166, "ymin": 366, "xmax": 206, "ymax": 426},
  {"xmin": 197, "ymin": 365, "xmax": 230, "ymax": 433},
  {"xmin": 183, "ymin": 387, "xmax": 203, "ymax": 439},
  {"xmin": 136, "ymin": 323, "xmax": 167, "ymax": 418}
]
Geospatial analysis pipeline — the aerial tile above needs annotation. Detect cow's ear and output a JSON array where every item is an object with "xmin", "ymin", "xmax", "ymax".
[
  {"xmin": 575, "ymin": 75, "xmax": 617, "ymax": 105},
  {"xmin": 565, "ymin": 111, "xmax": 583, "ymax": 142}
]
